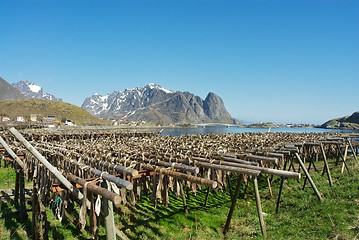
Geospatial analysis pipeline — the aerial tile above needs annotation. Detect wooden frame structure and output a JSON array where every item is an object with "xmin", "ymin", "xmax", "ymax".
[{"xmin": 1, "ymin": 127, "xmax": 358, "ymax": 239}]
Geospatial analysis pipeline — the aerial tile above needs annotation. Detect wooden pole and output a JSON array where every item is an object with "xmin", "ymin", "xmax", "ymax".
[
  {"xmin": 115, "ymin": 228, "xmax": 130, "ymax": 240},
  {"xmin": 102, "ymin": 180, "xmax": 116, "ymax": 240},
  {"xmin": 204, "ymin": 187, "xmax": 210, "ymax": 207},
  {"xmin": 192, "ymin": 157, "xmax": 300, "ymax": 179},
  {"xmin": 180, "ymin": 182, "xmax": 188, "ymax": 214},
  {"xmin": 276, "ymin": 177, "xmax": 285, "ymax": 214},
  {"xmin": 66, "ymin": 173, "xmax": 122, "ymax": 205},
  {"xmin": 39, "ymin": 194, "xmax": 49, "ymax": 240},
  {"xmin": 88, "ymin": 167, "xmax": 133, "ymax": 190},
  {"xmin": 9, "ymin": 127, "xmax": 86, "ymax": 202},
  {"xmin": 223, "ymin": 175, "xmax": 243, "ymax": 235},
  {"xmin": 294, "ymin": 153, "xmax": 323, "ymax": 202},
  {"xmin": 0, "ymin": 136, "xmax": 25, "ymax": 169},
  {"xmin": 32, "ymin": 166, "xmax": 40, "ymax": 240},
  {"xmin": 319, "ymin": 144, "xmax": 333, "ymax": 186},
  {"xmin": 15, "ymin": 167, "xmax": 20, "ymax": 206},
  {"xmin": 341, "ymin": 144, "xmax": 349, "ymax": 173},
  {"xmin": 162, "ymin": 175, "xmax": 169, "ymax": 207},
  {"xmin": 142, "ymin": 164, "xmax": 218, "ymax": 188},
  {"xmin": 143, "ymin": 159, "xmax": 199, "ymax": 174},
  {"xmin": 193, "ymin": 160, "xmax": 261, "ymax": 176},
  {"xmin": 302, "ymin": 160, "xmax": 313, "ymax": 190},
  {"xmin": 266, "ymin": 176, "xmax": 273, "ymax": 197},
  {"xmin": 219, "ymin": 156, "xmax": 259, "ymax": 166},
  {"xmin": 19, "ymin": 168, "xmax": 27, "ymax": 219},
  {"xmin": 276, "ymin": 159, "xmax": 288, "ymax": 214},
  {"xmin": 87, "ymin": 157, "xmax": 139, "ymax": 177},
  {"xmin": 151, "ymin": 173, "xmax": 158, "ymax": 207},
  {"xmin": 334, "ymin": 144, "xmax": 341, "ymax": 167},
  {"xmin": 36, "ymin": 146, "xmax": 134, "ymax": 191},
  {"xmin": 254, "ymin": 177, "xmax": 267, "ymax": 239},
  {"xmin": 236, "ymin": 154, "xmax": 278, "ymax": 164},
  {"xmin": 346, "ymin": 138, "xmax": 358, "ymax": 162}
]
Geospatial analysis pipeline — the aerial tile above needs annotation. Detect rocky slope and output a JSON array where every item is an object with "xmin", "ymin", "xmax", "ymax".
[
  {"xmin": 0, "ymin": 77, "xmax": 25, "ymax": 100},
  {"xmin": 82, "ymin": 83, "xmax": 237, "ymax": 125},
  {"xmin": 320, "ymin": 111, "xmax": 359, "ymax": 130}
]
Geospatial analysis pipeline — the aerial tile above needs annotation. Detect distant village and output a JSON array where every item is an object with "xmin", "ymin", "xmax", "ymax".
[
  {"xmin": 0, "ymin": 114, "xmax": 75, "ymax": 128},
  {"xmin": 0, "ymin": 113, "xmax": 151, "ymax": 128}
]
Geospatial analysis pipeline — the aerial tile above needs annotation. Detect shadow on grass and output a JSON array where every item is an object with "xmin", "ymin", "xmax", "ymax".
[
  {"xmin": 0, "ymin": 191, "xmax": 32, "ymax": 239},
  {"xmin": 116, "ymin": 180, "xmax": 245, "ymax": 240}
]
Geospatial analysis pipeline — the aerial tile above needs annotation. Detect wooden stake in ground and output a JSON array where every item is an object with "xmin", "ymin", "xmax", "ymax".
[
  {"xmin": 32, "ymin": 165, "xmax": 49, "ymax": 240},
  {"xmin": 102, "ymin": 180, "xmax": 116, "ymax": 240},
  {"xmin": 253, "ymin": 176, "xmax": 267, "ymax": 240},
  {"xmin": 295, "ymin": 152, "xmax": 323, "ymax": 202},
  {"xmin": 223, "ymin": 175, "xmax": 244, "ymax": 234}
]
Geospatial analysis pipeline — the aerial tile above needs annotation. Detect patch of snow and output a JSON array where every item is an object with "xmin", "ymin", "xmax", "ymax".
[
  {"xmin": 28, "ymin": 83, "xmax": 42, "ymax": 93},
  {"xmin": 100, "ymin": 95, "xmax": 109, "ymax": 102},
  {"xmin": 147, "ymin": 83, "xmax": 173, "ymax": 94},
  {"xmin": 43, "ymin": 93, "xmax": 53, "ymax": 100},
  {"xmin": 101, "ymin": 102, "xmax": 108, "ymax": 110},
  {"xmin": 121, "ymin": 108, "xmax": 145, "ymax": 119},
  {"xmin": 160, "ymin": 87, "xmax": 173, "ymax": 94}
]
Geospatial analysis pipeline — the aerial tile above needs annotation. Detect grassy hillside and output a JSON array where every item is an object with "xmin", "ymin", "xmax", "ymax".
[
  {"xmin": 321, "ymin": 111, "xmax": 359, "ymax": 130},
  {"xmin": 0, "ymin": 99, "xmax": 109, "ymax": 125}
]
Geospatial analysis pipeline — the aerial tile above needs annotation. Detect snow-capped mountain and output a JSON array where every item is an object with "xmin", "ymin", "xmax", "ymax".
[
  {"xmin": 82, "ymin": 83, "xmax": 173, "ymax": 116},
  {"xmin": 82, "ymin": 83, "xmax": 237, "ymax": 125},
  {"xmin": 12, "ymin": 80, "xmax": 62, "ymax": 101}
]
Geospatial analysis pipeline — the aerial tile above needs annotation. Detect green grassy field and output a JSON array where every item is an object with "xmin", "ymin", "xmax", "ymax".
[{"xmin": 0, "ymin": 158, "xmax": 358, "ymax": 240}]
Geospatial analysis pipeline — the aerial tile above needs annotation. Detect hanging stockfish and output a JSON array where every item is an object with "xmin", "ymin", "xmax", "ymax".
[
  {"xmin": 190, "ymin": 171, "xmax": 198, "ymax": 194},
  {"xmin": 129, "ymin": 181, "xmax": 136, "ymax": 206},
  {"xmin": 216, "ymin": 169, "xmax": 223, "ymax": 190},
  {"xmin": 89, "ymin": 192, "xmax": 99, "ymax": 238},
  {"xmin": 173, "ymin": 178, "xmax": 181, "ymax": 197},
  {"xmin": 156, "ymin": 168, "xmax": 164, "ymax": 201},
  {"xmin": 79, "ymin": 181, "xmax": 88, "ymax": 230}
]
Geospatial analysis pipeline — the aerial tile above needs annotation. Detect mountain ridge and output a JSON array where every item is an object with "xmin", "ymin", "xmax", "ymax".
[
  {"xmin": 12, "ymin": 80, "xmax": 62, "ymax": 101},
  {"xmin": 82, "ymin": 83, "xmax": 238, "ymax": 125},
  {"xmin": 2, "ymin": 76, "xmax": 238, "ymax": 126}
]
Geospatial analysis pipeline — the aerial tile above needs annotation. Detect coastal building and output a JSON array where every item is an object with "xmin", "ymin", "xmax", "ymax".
[
  {"xmin": 0, "ymin": 116, "xmax": 11, "ymax": 122},
  {"xmin": 16, "ymin": 116, "xmax": 25, "ymax": 122},
  {"xmin": 43, "ymin": 116, "xmax": 56, "ymax": 122},
  {"xmin": 30, "ymin": 114, "xmax": 37, "ymax": 122}
]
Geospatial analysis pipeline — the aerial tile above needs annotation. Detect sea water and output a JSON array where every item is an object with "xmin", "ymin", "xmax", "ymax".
[{"xmin": 160, "ymin": 126, "xmax": 359, "ymax": 136}]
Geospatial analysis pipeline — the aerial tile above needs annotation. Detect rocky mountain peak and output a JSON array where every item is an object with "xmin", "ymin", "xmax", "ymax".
[
  {"xmin": 346, "ymin": 111, "xmax": 359, "ymax": 124},
  {"xmin": 12, "ymin": 80, "xmax": 62, "ymax": 101},
  {"xmin": 82, "ymin": 83, "xmax": 237, "ymax": 125},
  {"xmin": 145, "ymin": 83, "xmax": 173, "ymax": 94},
  {"xmin": 204, "ymin": 92, "xmax": 233, "ymax": 122}
]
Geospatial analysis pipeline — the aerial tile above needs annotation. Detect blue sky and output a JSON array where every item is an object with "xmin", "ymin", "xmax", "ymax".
[{"xmin": 1, "ymin": 0, "xmax": 358, "ymax": 124}]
